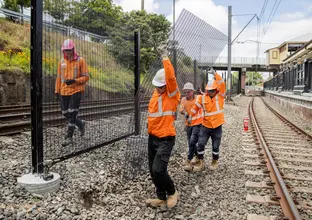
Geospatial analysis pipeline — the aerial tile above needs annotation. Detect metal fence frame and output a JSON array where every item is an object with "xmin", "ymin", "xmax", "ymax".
[
  {"xmin": 264, "ymin": 58, "xmax": 312, "ymax": 93},
  {"xmin": 27, "ymin": 1, "xmax": 140, "ymax": 175}
]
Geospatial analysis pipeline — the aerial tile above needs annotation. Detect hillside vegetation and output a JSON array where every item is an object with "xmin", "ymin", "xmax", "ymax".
[{"xmin": 0, "ymin": 18, "xmax": 135, "ymax": 93}]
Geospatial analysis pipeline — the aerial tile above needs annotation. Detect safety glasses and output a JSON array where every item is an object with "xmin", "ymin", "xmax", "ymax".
[
  {"xmin": 207, "ymin": 90, "xmax": 216, "ymax": 93},
  {"xmin": 156, "ymin": 85, "xmax": 166, "ymax": 89}
]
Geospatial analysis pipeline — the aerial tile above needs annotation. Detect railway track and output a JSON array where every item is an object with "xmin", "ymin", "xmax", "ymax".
[
  {"xmin": 244, "ymin": 96, "xmax": 312, "ymax": 220},
  {"xmin": 0, "ymin": 99, "xmax": 149, "ymax": 136}
]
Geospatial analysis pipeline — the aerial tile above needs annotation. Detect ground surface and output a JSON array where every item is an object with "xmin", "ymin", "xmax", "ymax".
[{"xmin": 1, "ymin": 96, "xmax": 308, "ymax": 220}]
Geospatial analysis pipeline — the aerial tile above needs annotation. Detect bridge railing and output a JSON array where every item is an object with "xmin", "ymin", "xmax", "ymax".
[{"xmin": 198, "ymin": 56, "xmax": 266, "ymax": 67}]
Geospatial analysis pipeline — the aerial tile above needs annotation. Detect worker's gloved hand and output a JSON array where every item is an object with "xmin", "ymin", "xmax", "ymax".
[
  {"xmin": 185, "ymin": 113, "xmax": 189, "ymax": 119},
  {"xmin": 54, "ymin": 93, "xmax": 60, "ymax": 101},
  {"xmin": 65, "ymin": 79, "xmax": 76, "ymax": 85},
  {"xmin": 158, "ymin": 44, "xmax": 168, "ymax": 59},
  {"xmin": 208, "ymin": 67, "xmax": 216, "ymax": 75}
]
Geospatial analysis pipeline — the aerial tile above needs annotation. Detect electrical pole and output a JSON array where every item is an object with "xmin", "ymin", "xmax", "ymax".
[
  {"xmin": 141, "ymin": 0, "xmax": 144, "ymax": 11},
  {"xmin": 227, "ymin": 6, "xmax": 232, "ymax": 101},
  {"xmin": 173, "ymin": 0, "xmax": 177, "ymax": 74}
]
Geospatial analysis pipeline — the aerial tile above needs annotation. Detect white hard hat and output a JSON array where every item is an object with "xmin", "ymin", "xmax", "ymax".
[
  {"xmin": 152, "ymin": 68, "xmax": 166, "ymax": 87},
  {"xmin": 182, "ymin": 82, "xmax": 195, "ymax": 91}
]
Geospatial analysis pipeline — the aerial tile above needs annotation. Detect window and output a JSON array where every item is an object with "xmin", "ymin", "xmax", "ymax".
[{"xmin": 272, "ymin": 51, "xmax": 277, "ymax": 59}]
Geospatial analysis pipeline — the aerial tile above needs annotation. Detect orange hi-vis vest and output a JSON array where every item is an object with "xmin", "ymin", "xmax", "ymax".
[
  {"xmin": 55, "ymin": 57, "xmax": 89, "ymax": 96},
  {"xmin": 190, "ymin": 72, "xmax": 226, "ymax": 129},
  {"xmin": 179, "ymin": 96, "xmax": 203, "ymax": 126},
  {"xmin": 148, "ymin": 58, "xmax": 181, "ymax": 138}
]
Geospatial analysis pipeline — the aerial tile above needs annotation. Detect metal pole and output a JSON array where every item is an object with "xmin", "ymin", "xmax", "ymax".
[
  {"xmin": 30, "ymin": 0, "xmax": 44, "ymax": 174},
  {"xmin": 173, "ymin": 0, "xmax": 177, "ymax": 75},
  {"xmin": 141, "ymin": 0, "xmax": 144, "ymax": 10},
  {"xmin": 134, "ymin": 31, "xmax": 141, "ymax": 135},
  {"xmin": 227, "ymin": 6, "xmax": 232, "ymax": 100},
  {"xmin": 194, "ymin": 59, "xmax": 198, "ymax": 89}
]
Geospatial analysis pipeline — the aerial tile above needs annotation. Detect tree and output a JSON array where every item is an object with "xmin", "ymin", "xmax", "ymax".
[
  {"xmin": 2, "ymin": 0, "xmax": 30, "ymax": 23},
  {"xmin": 2, "ymin": 0, "xmax": 20, "ymax": 22},
  {"xmin": 16, "ymin": 0, "xmax": 30, "ymax": 23},
  {"xmin": 43, "ymin": 0, "xmax": 70, "ymax": 22},
  {"xmin": 64, "ymin": 0, "xmax": 123, "ymax": 37},
  {"xmin": 109, "ymin": 10, "xmax": 171, "ymax": 73},
  {"xmin": 246, "ymin": 72, "xmax": 263, "ymax": 86}
]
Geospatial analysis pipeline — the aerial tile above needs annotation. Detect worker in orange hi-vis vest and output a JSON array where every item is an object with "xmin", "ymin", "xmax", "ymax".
[
  {"xmin": 189, "ymin": 68, "xmax": 226, "ymax": 172},
  {"xmin": 145, "ymin": 46, "xmax": 180, "ymax": 209},
  {"xmin": 55, "ymin": 39, "xmax": 90, "ymax": 146},
  {"xmin": 179, "ymin": 82, "xmax": 203, "ymax": 171}
]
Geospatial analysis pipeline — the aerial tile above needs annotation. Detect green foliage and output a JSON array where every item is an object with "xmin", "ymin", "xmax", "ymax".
[
  {"xmin": 246, "ymin": 72, "xmax": 263, "ymax": 86},
  {"xmin": 64, "ymin": 0, "xmax": 123, "ymax": 37},
  {"xmin": 2, "ymin": 0, "xmax": 19, "ymax": 12},
  {"xmin": 43, "ymin": 0, "xmax": 70, "ymax": 22},
  {"xmin": 109, "ymin": 10, "xmax": 171, "ymax": 74},
  {"xmin": 0, "ymin": 18, "xmax": 134, "ymax": 92}
]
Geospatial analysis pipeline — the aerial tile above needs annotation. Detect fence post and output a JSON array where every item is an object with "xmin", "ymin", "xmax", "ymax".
[
  {"xmin": 30, "ymin": 0, "xmax": 44, "ymax": 174},
  {"xmin": 194, "ymin": 59, "xmax": 198, "ymax": 89},
  {"xmin": 134, "ymin": 31, "xmax": 141, "ymax": 135}
]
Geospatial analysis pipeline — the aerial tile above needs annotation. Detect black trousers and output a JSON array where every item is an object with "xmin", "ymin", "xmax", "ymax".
[
  {"xmin": 186, "ymin": 124, "xmax": 201, "ymax": 160},
  {"xmin": 197, "ymin": 125, "xmax": 222, "ymax": 160},
  {"xmin": 60, "ymin": 92, "xmax": 83, "ymax": 137},
  {"xmin": 148, "ymin": 134, "xmax": 175, "ymax": 200}
]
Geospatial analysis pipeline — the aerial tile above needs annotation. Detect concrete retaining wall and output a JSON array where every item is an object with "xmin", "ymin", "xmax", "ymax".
[{"xmin": 264, "ymin": 92, "xmax": 312, "ymax": 120}]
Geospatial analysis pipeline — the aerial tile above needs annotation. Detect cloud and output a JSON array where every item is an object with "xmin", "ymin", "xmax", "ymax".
[
  {"xmin": 113, "ymin": 0, "xmax": 312, "ymax": 62},
  {"xmin": 114, "ymin": 0, "xmax": 159, "ymax": 13},
  {"xmin": 277, "ymin": 12, "xmax": 306, "ymax": 21}
]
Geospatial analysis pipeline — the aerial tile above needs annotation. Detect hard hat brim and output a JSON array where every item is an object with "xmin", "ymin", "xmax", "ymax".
[{"xmin": 152, "ymin": 78, "xmax": 166, "ymax": 87}]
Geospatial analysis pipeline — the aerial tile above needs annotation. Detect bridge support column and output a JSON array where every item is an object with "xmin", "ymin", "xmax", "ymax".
[{"xmin": 241, "ymin": 68, "xmax": 246, "ymax": 95}]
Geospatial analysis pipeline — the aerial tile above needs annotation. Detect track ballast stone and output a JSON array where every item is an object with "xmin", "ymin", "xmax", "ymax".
[{"xmin": 0, "ymin": 96, "xmax": 289, "ymax": 219}]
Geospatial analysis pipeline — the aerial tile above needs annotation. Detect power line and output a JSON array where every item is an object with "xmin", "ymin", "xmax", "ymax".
[
  {"xmin": 259, "ymin": 0, "xmax": 269, "ymax": 20},
  {"xmin": 261, "ymin": 0, "xmax": 281, "ymax": 41}
]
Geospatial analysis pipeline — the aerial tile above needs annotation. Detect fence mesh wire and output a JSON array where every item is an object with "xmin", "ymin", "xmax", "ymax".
[
  {"xmin": 39, "ymin": 1, "xmax": 139, "ymax": 164},
  {"xmin": 122, "ymin": 9, "xmax": 228, "ymax": 180}
]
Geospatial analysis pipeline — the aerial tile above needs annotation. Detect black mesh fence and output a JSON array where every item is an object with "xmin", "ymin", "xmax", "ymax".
[{"xmin": 40, "ymin": 1, "xmax": 143, "ymax": 165}]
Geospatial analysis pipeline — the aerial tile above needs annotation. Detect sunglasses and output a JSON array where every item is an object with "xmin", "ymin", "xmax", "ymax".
[
  {"xmin": 157, "ymin": 85, "xmax": 166, "ymax": 89},
  {"xmin": 207, "ymin": 90, "xmax": 216, "ymax": 93}
]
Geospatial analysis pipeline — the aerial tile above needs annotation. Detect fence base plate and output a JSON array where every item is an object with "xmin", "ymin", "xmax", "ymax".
[{"xmin": 17, "ymin": 172, "xmax": 60, "ymax": 195}]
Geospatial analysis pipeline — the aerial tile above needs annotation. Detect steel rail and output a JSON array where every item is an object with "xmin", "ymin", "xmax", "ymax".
[
  {"xmin": 249, "ymin": 97, "xmax": 302, "ymax": 220},
  {"xmin": 260, "ymin": 96, "xmax": 312, "ymax": 141}
]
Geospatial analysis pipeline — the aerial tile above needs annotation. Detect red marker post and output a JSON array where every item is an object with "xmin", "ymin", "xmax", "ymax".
[{"xmin": 243, "ymin": 117, "xmax": 249, "ymax": 131}]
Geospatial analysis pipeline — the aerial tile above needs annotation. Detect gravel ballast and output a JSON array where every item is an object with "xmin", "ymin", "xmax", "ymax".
[{"xmin": 0, "ymin": 96, "xmax": 292, "ymax": 219}]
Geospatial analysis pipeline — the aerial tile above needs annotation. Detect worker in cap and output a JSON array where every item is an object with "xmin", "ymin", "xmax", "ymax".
[
  {"xmin": 145, "ymin": 45, "xmax": 180, "ymax": 208},
  {"xmin": 189, "ymin": 68, "xmax": 226, "ymax": 171},
  {"xmin": 179, "ymin": 82, "xmax": 203, "ymax": 171},
  {"xmin": 55, "ymin": 39, "xmax": 90, "ymax": 146}
]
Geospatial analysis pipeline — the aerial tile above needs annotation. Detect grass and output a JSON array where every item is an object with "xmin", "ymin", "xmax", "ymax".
[{"xmin": 0, "ymin": 18, "xmax": 134, "ymax": 93}]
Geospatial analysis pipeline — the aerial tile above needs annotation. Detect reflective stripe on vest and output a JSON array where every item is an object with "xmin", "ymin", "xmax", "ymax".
[
  {"xmin": 61, "ymin": 57, "xmax": 80, "ymax": 83},
  {"xmin": 191, "ymin": 112, "xmax": 203, "ymax": 121},
  {"xmin": 202, "ymin": 94, "xmax": 224, "ymax": 117},
  {"xmin": 148, "ymin": 96, "xmax": 176, "ymax": 117},
  {"xmin": 168, "ymin": 88, "xmax": 179, "ymax": 98},
  {"xmin": 218, "ymin": 79, "xmax": 224, "ymax": 84}
]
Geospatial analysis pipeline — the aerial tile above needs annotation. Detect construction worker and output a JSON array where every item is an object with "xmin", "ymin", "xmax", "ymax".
[
  {"xmin": 189, "ymin": 68, "xmax": 226, "ymax": 171},
  {"xmin": 145, "ymin": 47, "xmax": 180, "ymax": 208},
  {"xmin": 179, "ymin": 82, "xmax": 203, "ymax": 171},
  {"xmin": 55, "ymin": 39, "xmax": 89, "ymax": 146}
]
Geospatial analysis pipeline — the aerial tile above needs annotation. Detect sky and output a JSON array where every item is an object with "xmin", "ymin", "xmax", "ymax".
[{"xmin": 113, "ymin": 0, "xmax": 312, "ymax": 60}]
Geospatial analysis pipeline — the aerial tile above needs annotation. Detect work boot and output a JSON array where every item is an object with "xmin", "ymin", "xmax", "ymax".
[
  {"xmin": 145, "ymin": 198, "xmax": 166, "ymax": 207},
  {"xmin": 183, "ymin": 159, "xmax": 192, "ymax": 171},
  {"xmin": 62, "ymin": 136, "xmax": 73, "ymax": 146},
  {"xmin": 191, "ymin": 156, "xmax": 200, "ymax": 166},
  {"xmin": 209, "ymin": 159, "xmax": 218, "ymax": 170},
  {"xmin": 167, "ymin": 191, "xmax": 179, "ymax": 208},
  {"xmin": 193, "ymin": 159, "xmax": 204, "ymax": 172},
  {"xmin": 79, "ymin": 120, "xmax": 86, "ymax": 136}
]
